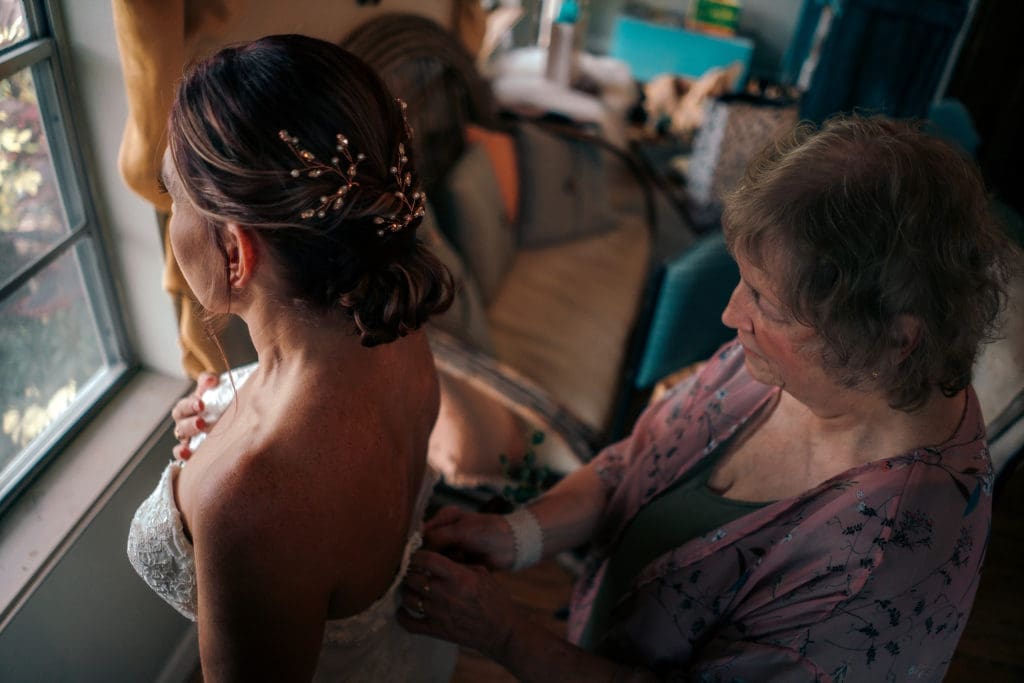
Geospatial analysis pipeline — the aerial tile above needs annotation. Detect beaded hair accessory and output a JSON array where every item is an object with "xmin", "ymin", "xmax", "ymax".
[{"xmin": 278, "ymin": 99, "xmax": 426, "ymax": 237}]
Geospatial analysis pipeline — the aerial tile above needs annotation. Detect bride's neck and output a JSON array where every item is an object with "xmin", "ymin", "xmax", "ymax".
[{"xmin": 238, "ymin": 294, "xmax": 367, "ymax": 374}]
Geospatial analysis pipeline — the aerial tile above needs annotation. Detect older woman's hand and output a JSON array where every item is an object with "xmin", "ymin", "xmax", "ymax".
[
  {"xmin": 398, "ymin": 550, "xmax": 529, "ymax": 658},
  {"xmin": 170, "ymin": 372, "xmax": 219, "ymax": 460},
  {"xmin": 400, "ymin": 550, "xmax": 661, "ymax": 683},
  {"xmin": 423, "ymin": 506, "xmax": 517, "ymax": 570}
]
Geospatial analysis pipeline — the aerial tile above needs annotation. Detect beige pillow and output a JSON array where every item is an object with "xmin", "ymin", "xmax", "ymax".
[
  {"xmin": 441, "ymin": 142, "xmax": 517, "ymax": 303},
  {"xmin": 420, "ymin": 203, "xmax": 495, "ymax": 354},
  {"xmin": 515, "ymin": 123, "xmax": 616, "ymax": 247},
  {"xmin": 428, "ymin": 370, "xmax": 527, "ymax": 488},
  {"xmin": 428, "ymin": 332, "xmax": 589, "ymax": 489}
]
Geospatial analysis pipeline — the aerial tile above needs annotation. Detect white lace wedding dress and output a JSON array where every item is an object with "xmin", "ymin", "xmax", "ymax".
[{"xmin": 127, "ymin": 364, "xmax": 457, "ymax": 681}]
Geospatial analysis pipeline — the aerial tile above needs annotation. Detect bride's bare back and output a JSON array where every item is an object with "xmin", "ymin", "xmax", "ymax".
[{"xmin": 175, "ymin": 331, "xmax": 439, "ymax": 621}]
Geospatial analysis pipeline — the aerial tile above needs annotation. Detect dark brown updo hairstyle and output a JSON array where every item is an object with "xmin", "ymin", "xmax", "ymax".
[
  {"xmin": 723, "ymin": 114, "xmax": 1012, "ymax": 411},
  {"xmin": 168, "ymin": 34, "xmax": 453, "ymax": 346}
]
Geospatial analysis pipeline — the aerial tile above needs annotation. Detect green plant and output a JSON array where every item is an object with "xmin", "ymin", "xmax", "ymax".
[
  {"xmin": 498, "ymin": 430, "xmax": 559, "ymax": 503},
  {"xmin": 0, "ymin": 8, "xmax": 102, "ymax": 471}
]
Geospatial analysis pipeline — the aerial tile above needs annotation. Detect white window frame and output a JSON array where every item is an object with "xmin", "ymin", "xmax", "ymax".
[
  {"xmin": 0, "ymin": 0, "xmax": 187, "ymax": 628},
  {"xmin": 0, "ymin": 0, "xmax": 134, "ymax": 510}
]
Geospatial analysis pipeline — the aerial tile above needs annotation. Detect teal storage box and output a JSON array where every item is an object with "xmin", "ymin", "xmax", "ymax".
[{"xmin": 610, "ymin": 15, "xmax": 753, "ymax": 86}]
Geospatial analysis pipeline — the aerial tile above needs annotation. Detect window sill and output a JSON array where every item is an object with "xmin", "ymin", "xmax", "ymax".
[{"xmin": 0, "ymin": 369, "xmax": 189, "ymax": 629}]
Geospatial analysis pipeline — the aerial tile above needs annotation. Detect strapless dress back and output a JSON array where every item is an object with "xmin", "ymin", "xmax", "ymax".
[{"xmin": 128, "ymin": 429, "xmax": 455, "ymax": 680}]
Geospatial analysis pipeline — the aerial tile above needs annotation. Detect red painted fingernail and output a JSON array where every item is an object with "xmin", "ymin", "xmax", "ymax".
[
  {"xmin": 196, "ymin": 417, "xmax": 206, "ymax": 431},
  {"xmin": 194, "ymin": 399, "xmax": 203, "ymax": 412}
]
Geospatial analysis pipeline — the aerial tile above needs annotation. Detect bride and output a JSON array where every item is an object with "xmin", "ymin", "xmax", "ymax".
[{"xmin": 127, "ymin": 35, "xmax": 457, "ymax": 681}]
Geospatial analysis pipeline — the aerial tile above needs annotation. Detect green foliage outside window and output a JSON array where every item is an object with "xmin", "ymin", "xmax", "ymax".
[{"xmin": 0, "ymin": 8, "xmax": 103, "ymax": 471}]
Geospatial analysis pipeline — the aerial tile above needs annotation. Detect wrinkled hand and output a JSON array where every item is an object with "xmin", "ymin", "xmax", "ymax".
[
  {"xmin": 398, "ymin": 550, "xmax": 529, "ymax": 658},
  {"xmin": 423, "ymin": 506, "xmax": 516, "ymax": 570},
  {"xmin": 170, "ymin": 372, "xmax": 218, "ymax": 461}
]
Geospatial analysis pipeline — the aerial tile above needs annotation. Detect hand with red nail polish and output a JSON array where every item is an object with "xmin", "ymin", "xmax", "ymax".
[{"xmin": 171, "ymin": 372, "xmax": 219, "ymax": 461}]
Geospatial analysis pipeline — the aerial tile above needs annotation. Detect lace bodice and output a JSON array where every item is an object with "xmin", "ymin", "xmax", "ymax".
[
  {"xmin": 127, "ymin": 461, "xmax": 453, "ymax": 680},
  {"xmin": 127, "ymin": 462, "xmax": 198, "ymax": 619}
]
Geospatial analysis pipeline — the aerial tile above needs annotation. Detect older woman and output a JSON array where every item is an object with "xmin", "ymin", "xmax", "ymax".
[{"xmin": 400, "ymin": 116, "xmax": 1011, "ymax": 682}]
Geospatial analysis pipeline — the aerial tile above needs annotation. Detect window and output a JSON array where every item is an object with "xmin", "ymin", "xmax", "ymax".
[{"xmin": 0, "ymin": 0, "xmax": 130, "ymax": 510}]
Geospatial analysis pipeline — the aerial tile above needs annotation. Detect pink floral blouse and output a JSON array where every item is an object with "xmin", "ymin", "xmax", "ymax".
[{"xmin": 569, "ymin": 340, "xmax": 992, "ymax": 682}]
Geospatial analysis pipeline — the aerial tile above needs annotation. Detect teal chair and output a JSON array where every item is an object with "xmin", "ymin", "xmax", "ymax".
[
  {"xmin": 926, "ymin": 98, "xmax": 981, "ymax": 157},
  {"xmin": 612, "ymin": 231, "xmax": 740, "ymax": 438}
]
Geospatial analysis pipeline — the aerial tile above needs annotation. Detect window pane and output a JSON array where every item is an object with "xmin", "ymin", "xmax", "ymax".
[
  {"xmin": 0, "ymin": 0, "xmax": 27, "ymax": 51},
  {"xmin": 0, "ymin": 65, "xmax": 71, "ymax": 284},
  {"xmin": 0, "ymin": 241, "xmax": 107, "ymax": 474}
]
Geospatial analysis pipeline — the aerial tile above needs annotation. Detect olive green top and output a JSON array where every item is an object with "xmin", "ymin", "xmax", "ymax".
[{"xmin": 579, "ymin": 446, "xmax": 770, "ymax": 649}]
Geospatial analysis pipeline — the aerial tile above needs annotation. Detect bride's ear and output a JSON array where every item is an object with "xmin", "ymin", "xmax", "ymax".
[{"xmin": 222, "ymin": 222, "xmax": 258, "ymax": 290}]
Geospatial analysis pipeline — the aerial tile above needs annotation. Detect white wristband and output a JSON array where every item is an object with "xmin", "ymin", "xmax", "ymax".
[{"xmin": 505, "ymin": 507, "xmax": 544, "ymax": 571}]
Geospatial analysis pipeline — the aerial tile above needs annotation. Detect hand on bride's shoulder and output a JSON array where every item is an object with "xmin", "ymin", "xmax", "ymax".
[{"xmin": 171, "ymin": 372, "xmax": 219, "ymax": 461}]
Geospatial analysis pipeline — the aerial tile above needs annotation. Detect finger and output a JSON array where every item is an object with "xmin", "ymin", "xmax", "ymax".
[
  {"xmin": 399, "ymin": 586, "xmax": 432, "ymax": 621},
  {"xmin": 195, "ymin": 372, "xmax": 219, "ymax": 395},
  {"xmin": 170, "ymin": 395, "xmax": 204, "ymax": 422},
  {"xmin": 175, "ymin": 415, "xmax": 208, "ymax": 441},
  {"xmin": 172, "ymin": 443, "xmax": 192, "ymax": 461},
  {"xmin": 401, "ymin": 571, "xmax": 435, "ymax": 599},
  {"xmin": 423, "ymin": 505, "xmax": 465, "ymax": 532},
  {"xmin": 423, "ymin": 520, "xmax": 475, "ymax": 552},
  {"xmin": 397, "ymin": 607, "xmax": 441, "ymax": 636},
  {"xmin": 170, "ymin": 397, "xmax": 193, "ymax": 423},
  {"xmin": 190, "ymin": 414, "xmax": 208, "ymax": 434},
  {"xmin": 410, "ymin": 550, "xmax": 459, "ymax": 583}
]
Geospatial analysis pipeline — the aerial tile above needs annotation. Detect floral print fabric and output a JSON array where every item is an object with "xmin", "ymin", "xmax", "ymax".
[{"xmin": 569, "ymin": 340, "xmax": 992, "ymax": 682}]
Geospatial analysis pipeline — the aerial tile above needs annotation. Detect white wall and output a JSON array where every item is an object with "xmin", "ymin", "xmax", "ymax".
[
  {"xmin": 57, "ymin": 0, "xmax": 182, "ymax": 377},
  {"xmin": 737, "ymin": 0, "xmax": 804, "ymax": 82}
]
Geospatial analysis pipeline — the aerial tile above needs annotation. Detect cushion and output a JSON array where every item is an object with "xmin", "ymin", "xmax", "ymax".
[
  {"xmin": 429, "ymin": 369, "xmax": 527, "ymax": 488},
  {"xmin": 465, "ymin": 124, "xmax": 519, "ymax": 225},
  {"xmin": 442, "ymin": 142, "xmax": 517, "ymax": 303},
  {"xmin": 515, "ymin": 123, "xmax": 616, "ymax": 247},
  {"xmin": 428, "ymin": 331, "xmax": 589, "ymax": 489},
  {"xmin": 488, "ymin": 209, "xmax": 651, "ymax": 433},
  {"xmin": 419, "ymin": 203, "xmax": 494, "ymax": 353}
]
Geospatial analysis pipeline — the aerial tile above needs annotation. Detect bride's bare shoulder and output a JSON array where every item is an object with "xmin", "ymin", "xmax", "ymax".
[{"xmin": 189, "ymin": 441, "xmax": 347, "ymax": 571}]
